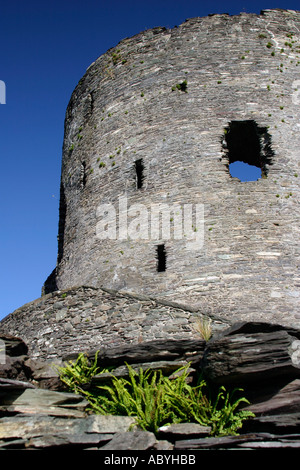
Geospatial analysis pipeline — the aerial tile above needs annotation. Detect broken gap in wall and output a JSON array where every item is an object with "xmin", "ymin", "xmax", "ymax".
[
  {"xmin": 229, "ymin": 161, "xmax": 262, "ymax": 181},
  {"xmin": 222, "ymin": 120, "xmax": 274, "ymax": 181},
  {"xmin": 90, "ymin": 91, "xmax": 95, "ymax": 113},
  {"xmin": 135, "ymin": 158, "xmax": 145, "ymax": 189},
  {"xmin": 157, "ymin": 244, "xmax": 166, "ymax": 272}
]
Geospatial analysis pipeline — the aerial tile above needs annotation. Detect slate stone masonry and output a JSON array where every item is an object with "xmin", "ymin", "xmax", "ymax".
[
  {"xmin": 0, "ymin": 286, "xmax": 229, "ymax": 360},
  {"xmin": 44, "ymin": 9, "xmax": 300, "ymax": 326}
]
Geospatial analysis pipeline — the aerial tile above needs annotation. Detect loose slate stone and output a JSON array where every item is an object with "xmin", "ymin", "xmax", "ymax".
[
  {"xmin": 0, "ymin": 377, "xmax": 35, "ymax": 390},
  {"xmin": 247, "ymin": 412, "xmax": 300, "ymax": 433},
  {"xmin": 243, "ymin": 379, "xmax": 300, "ymax": 416},
  {"xmin": 0, "ymin": 414, "xmax": 135, "ymax": 443},
  {"xmin": 85, "ymin": 338, "xmax": 206, "ymax": 368},
  {"xmin": 0, "ymin": 388, "xmax": 88, "ymax": 417},
  {"xmin": 202, "ymin": 327, "xmax": 300, "ymax": 384},
  {"xmin": 1, "ymin": 321, "xmax": 300, "ymax": 449},
  {"xmin": 174, "ymin": 433, "xmax": 270, "ymax": 450},
  {"xmin": 0, "ymin": 415, "xmax": 76, "ymax": 440},
  {"xmin": 26, "ymin": 433, "xmax": 114, "ymax": 449},
  {"xmin": 154, "ymin": 440, "xmax": 174, "ymax": 450},
  {"xmin": 84, "ymin": 414, "xmax": 137, "ymax": 433},
  {"xmin": 100, "ymin": 431, "xmax": 157, "ymax": 450},
  {"xmin": 158, "ymin": 423, "xmax": 211, "ymax": 438},
  {"xmin": 219, "ymin": 321, "xmax": 300, "ymax": 339}
]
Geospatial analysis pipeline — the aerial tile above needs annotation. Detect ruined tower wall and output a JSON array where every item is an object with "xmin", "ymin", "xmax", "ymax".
[{"xmin": 47, "ymin": 10, "xmax": 300, "ymax": 326}]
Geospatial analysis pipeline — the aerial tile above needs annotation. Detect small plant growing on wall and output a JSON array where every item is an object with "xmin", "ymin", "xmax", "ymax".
[
  {"xmin": 194, "ymin": 317, "xmax": 212, "ymax": 341},
  {"xmin": 172, "ymin": 80, "xmax": 188, "ymax": 92}
]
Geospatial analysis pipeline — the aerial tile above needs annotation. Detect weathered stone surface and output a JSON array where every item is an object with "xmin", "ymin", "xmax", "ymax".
[
  {"xmin": 0, "ymin": 355, "xmax": 29, "ymax": 381},
  {"xmin": 24, "ymin": 357, "xmax": 64, "ymax": 390},
  {"xmin": 88, "ymin": 338, "xmax": 206, "ymax": 366},
  {"xmin": 83, "ymin": 415, "xmax": 137, "ymax": 433},
  {"xmin": 0, "ymin": 415, "xmax": 78, "ymax": 440},
  {"xmin": 244, "ymin": 413, "xmax": 300, "ymax": 434},
  {"xmin": 158, "ymin": 423, "xmax": 211, "ymax": 438},
  {"xmin": 0, "ymin": 414, "xmax": 137, "ymax": 449},
  {"xmin": 0, "ymin": 335, "xmax": 28, "ymax": 356},
  {"xmin": 175, "ymin": 433, "xmax": 300, "ymax": 450},
  {"xmin": 0, "ymin": 377, "xmax": 35, "ymax": 390},
  {"xmin": 222, "ymin": 321, "xmax": 300, "ymax": 339},
  {"xmin": 174, "ymin": 433, "xmax": 262, "ymax": 450},
  {"xmin": 100, "ymin": 431, "xmax": 157, "ymax": 450},
  {"xmin": 26, "ymin": 433, "xmax": 113, "ymax": 449},
  {"xmin": 243, "ymin": 379, "xmax": 300, "ymax": 416},
  {"xmin": 0, "ymin": 287, "xmax": 220, "ymax": 361},
  {"xmin": 42, "ymin": 9, "xmax": 300, "ymax": 334},
  {"xmin": 153, "ymin": 440, "xmax": 174, "ymax": 450},
  {"xmin": 202, "ymin": 322, "xmax": 300, "ymax": 384},
  {"xmin": 0, "ymin": 414, "xmax": 135, "ymax": 441},
  {"xmin": 0, "ymin": 388, "xmax": 88, "ymax": 417}
]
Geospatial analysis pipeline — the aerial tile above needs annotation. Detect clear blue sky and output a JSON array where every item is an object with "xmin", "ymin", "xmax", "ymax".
[{"xmin": 0, "ymin": 0, "xmax": 298, "ymax": 321}]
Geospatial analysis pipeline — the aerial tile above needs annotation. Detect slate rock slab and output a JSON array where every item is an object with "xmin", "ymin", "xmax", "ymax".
[
  {"xmin": 100, "ymin": 430, "xmax": 157, "ymax": 450},
  {"xmin": 26, "ymin": 433, "xmax": 113, "ymax": 449},
  {"xmin": 0, "ymin": 414, "xmax": 137, "ymax": 449},
  {"xmin": 243, "ymin": 378, "xmax": 300, "ymax": 416},
  {"xmin": 80, "ymin": 338, "xmax": 206, "ymax": 368},
  {"xmin": 0, "ymin": 377, "xmax": 35, "ymax": 390},
  {"xmin": 158, "ymin": 423, "xmax": 211, "ymax": 439},
  {"xmin": 175, "ymin": 432, "xmax": 300, "ymax": 449},
  {"xmin": 84, "ymin": 414, "xmax": 137, "ymax": 433},
  {"xmin": 0, "ymin": 388, "xmax": 88, "ymax": 417},
  {"xmin": 202, "ymin": 322, "xmax": 300, "ymax": 384},
  {"xmin": 24, "ymin": 357, "xmax": 64, "ymax": 390},
  {"xmin": 174, "ymin": 432, "xmax": 272, "ymax": 450},
  {"xmin": 244, "ymin": 412, "xmax": 300, "ymax": 434}
]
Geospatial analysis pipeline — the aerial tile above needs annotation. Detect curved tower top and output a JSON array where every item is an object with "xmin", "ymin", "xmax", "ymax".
[{"xmin": 45, "ymin": 9, "xmax": 300, "ymax": 326}]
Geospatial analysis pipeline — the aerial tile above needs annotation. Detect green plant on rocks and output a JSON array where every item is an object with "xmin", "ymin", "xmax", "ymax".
[
  {"xmin": 57, "ymin": 352, "xmax": 102, "ymax": 393},
  {"xmin": 58, "ymin": 355, "xmax": 255, "ymax": 436}
]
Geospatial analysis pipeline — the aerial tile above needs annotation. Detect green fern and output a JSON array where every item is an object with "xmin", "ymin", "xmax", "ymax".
[
  {"xmin": 58, "ymin": 355, "xmax": 255, "ymax": 436},
  {"xmin": 57, "ymin": 351, "xmax": 101, "ymax": 393}
]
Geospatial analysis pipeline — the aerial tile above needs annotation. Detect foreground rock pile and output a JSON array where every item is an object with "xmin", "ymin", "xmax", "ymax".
[{"xmin": 1, "ymin": 321, "xmax": 300, "ymax": 450}]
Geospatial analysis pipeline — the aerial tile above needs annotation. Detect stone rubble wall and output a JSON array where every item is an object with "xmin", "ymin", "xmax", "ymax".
[
  {"xmin": 0, "ymin": 286, "xmax": 230, "ymax": 361},
  {"xmin": 1, "ymin": 321, "xmax": 300, "ymax": 450}
]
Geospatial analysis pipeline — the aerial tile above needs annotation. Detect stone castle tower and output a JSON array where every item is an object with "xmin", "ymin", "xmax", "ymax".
[
  {"xmin": 1, "ymin": 9, "xmax": 300, "ymax": 359},
  {"xmin": 46, "ymin": 9, "xmax": 300, "ymax": 322}
]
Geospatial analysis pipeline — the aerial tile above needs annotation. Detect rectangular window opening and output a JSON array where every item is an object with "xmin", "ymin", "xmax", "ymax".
[
  {"xmin": 156, "ymin": 244, "xmax": 166, "ymax": 272},
  {"xmin": 81, "ymin": 161, "xmax": 87, "ymax": 188},
  {"xmin": 135, "ymin": 158, "xmax": 144, "ymax": 189}
]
